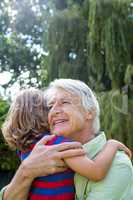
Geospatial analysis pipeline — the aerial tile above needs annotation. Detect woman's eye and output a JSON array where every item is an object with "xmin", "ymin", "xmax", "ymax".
[
  {"xmin": 47, "ymin": 105, "xmax": 53, "ymax": 110},
  {"xmin": 62, "ymin": 101, "xmax": 70, "ymax": 104}
]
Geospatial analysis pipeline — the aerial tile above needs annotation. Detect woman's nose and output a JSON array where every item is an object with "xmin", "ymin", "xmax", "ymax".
[
  {"xmin": 50, "ymin": 102, "xmax": 62, "ymax": 115},
  {"xmin": 51, "ymin": 108, "xmax": 61, "ymax": 115}
]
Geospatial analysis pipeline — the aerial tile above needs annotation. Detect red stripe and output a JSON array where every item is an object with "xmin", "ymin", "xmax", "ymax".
[
  {"xmin": 29, "ymin": 192, "xmax": 75, "ymax": 200},
  {"xmin": 21, "ymin": 143, "xmax": 35, "ymax": 153},
  {"xmin": 46, "ymin": 135, "xmax": 58, "ymax": 145},
  {"xmin": 32, "ymin": 179, "xmax": 74, "ymax": 188}
]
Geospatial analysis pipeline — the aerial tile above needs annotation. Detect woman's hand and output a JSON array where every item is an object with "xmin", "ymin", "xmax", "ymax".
[
  {"xmin": 107, "ymin": 139, "xmax": 132, "ymax": 159},
  {"xmin": 22, "ymin": 135, "xmax": 85, "ymax": 179},
  {"xmin": 3, "ymin": 135, "xmax": 85, "ymax": 200}
]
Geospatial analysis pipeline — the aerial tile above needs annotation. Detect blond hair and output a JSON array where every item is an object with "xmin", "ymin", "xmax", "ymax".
[{"xmin": 2, "ymin": 88, "xmax": 48, "ymax": 150}]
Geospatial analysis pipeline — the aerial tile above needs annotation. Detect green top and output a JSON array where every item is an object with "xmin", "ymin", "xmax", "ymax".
[
  {"xmin": 0, "ymin": 191, "xmax": 3, "ymax": 200},
  {"xmin": 75, "ymin": 132, "xmax": 133, "ymax": 200},
  {"xmin": 0, "ymin": 187, "xmax": 6, "ymax": 200}
]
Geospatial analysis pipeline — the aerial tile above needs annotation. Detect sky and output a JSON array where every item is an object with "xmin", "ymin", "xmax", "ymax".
[
  {"xmin": 0, "ymin": 71, "xmax": 20, "ymax": 99},
  {"xmin": 0, "ymin": 71, "xmax": 12, "ymax": 85}
]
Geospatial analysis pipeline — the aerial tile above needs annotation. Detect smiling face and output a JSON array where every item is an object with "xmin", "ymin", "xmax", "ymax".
[{"xmin": 47, "ymin": 88, "xmax": 93, "ymax": 140}]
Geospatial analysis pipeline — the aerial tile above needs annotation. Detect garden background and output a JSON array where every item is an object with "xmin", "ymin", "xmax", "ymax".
[{"xmin": 0, "ymin": 0, "xmax": 133, "ymax": 189}]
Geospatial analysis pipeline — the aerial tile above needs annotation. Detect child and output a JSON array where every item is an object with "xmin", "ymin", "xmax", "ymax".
[{"xmin": 2, "ymin": 88, "xmax": 130, "ymax": 200}]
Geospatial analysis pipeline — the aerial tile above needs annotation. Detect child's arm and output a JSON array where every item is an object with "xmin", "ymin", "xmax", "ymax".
[{"xmin": 65, "ymin": 140, "xmax": 131, "ymax": 181}]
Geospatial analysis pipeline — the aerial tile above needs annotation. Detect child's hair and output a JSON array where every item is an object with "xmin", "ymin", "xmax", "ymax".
[{"xmin": 2, "ymin": 88, "xmax": 48, "ymax": 150}]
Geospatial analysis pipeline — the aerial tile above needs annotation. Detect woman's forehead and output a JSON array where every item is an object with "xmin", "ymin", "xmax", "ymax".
[{"xmin": 47, "ymin": 87, "xmax": 81, "ymax": 104}]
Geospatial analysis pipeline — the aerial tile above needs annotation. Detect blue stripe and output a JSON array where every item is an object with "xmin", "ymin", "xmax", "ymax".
[
  {"xmin": 53, "ymin": 136, "xmax": 65, "ymax": 144},
  {"xmin": 21, "ymin": 151, "xmax": 30, "ymax": 160},
  {"xmin": 30, "ymin": 185, "xmax": 75, "ymax": 195},
  {"xmin": 35, "ymin": 171, "xmax": 74, "ymax": 182},
  {"xmin": 19, "ymin": 131, "xmax": 50, "ymax": 161},
  {"xmin": 53, "ymin": 135, "xmax": 72, "ymax": 144}
]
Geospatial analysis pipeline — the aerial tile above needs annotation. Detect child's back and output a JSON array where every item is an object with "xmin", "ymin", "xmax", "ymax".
[{"xmin": 19, "ymin": 133, "xmax": 75, "ymax": 200}]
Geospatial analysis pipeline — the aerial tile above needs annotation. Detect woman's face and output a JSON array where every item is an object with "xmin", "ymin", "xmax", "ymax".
[{"xmin": 47, "ymin": 88, "xmax": 89, "ymax": 138}]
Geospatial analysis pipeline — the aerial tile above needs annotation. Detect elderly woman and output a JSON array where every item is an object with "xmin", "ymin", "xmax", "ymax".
[
  {"xmin": 0, "ymin": 79, "xmax": 133, "ymax": 200},
  {"xmin": 45, "ymin": 79, "xmax": 133, "ymax": 200}
]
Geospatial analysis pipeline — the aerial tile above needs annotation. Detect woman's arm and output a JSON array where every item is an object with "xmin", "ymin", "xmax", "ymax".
[
  {"xmin": 3, "ymin": 163, "xmax": 33, "ymax": 200},
  {"xmin": 65, "ymin": 140, "xmax": 131, "ymax": 181},
  {"xmin": 3, "ymin": 135, "xmax": 85, "ymax": 200}
]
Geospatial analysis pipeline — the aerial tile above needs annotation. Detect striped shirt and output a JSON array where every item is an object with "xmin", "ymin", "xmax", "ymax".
[{"xmin": 18, "ymin": 132, "xmax": 75, "ymax": 200}]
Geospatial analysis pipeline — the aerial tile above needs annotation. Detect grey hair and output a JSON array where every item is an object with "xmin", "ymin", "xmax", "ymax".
[{"xmin": 46, "ymin": 79, "xmax": 100, "ymax": 134}]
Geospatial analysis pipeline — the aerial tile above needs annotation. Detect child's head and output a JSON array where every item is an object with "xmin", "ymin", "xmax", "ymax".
[{"xmin": 2, "ymin": 88, "xmax": 48, "ymax": 150}]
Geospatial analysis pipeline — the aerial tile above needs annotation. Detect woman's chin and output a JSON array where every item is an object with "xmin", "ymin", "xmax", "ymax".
[{"xmin": 52, "ymin": 128, "xmax": 69, "ymax": 137}]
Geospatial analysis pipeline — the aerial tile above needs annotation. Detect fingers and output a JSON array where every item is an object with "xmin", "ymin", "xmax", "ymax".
[
  {"xmin": 54, "ymin": 159, "xmax": 67, "ymax": 168},
  {"xmin": 126, "ymin": 149, "xmax": 132, "ymax": 159},
  {"xmin": 117, "ymin": 142, "xmax": 132, "ymax": 159},
  {"xmin": 37, "ymin": 140, "xmax": 85, "ymax": 159},
  {"xmin": 37, "ymin": 135, "xmax": 55, "ymax": 145},
  {"xmin": 108, "ymin": 139, "xmax": 132, "ymax": 159},
  {"xmin": 52, "ymin": 141, "xmax": 82, "ymax": 152},
  {"xmin": 45, "ymin": 158, "xmax": 68, "ymax": 174},
  {"xmin": 128, "ymin": 149, "xmax": 132, "ymax": 159},
  {"xmin": 50, "ymin": 166, "xmax": 68, "ymax": 174},
  {"xmin": 120, "ymin": 146, "xmax": 132, "ymax": 159},
  {"xmin": 58, "ymin": 148, "xmax": 85, "ymax": 159}
]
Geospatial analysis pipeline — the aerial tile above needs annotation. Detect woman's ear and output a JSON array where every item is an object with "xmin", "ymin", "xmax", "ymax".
[{"xmin": 86, "ymin": 110, "xmax": 95, "ymax": 120}]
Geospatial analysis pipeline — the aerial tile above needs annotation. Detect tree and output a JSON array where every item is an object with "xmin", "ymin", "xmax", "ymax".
[
  {"xmin": 0, "ymin": 98, "xmax": 19, "ymax": 171},
  {"xmin": 0, "ymin": 0, "xmax": 52, "ymax": 90},
  {"xmin": 41, "ymin": 2, "xmax": 89, "ymax": 83},
  {"xmin": 41, "ymin": 0, "xmax": 133, "ymax": 150},
  {"xmin": 87, "ymin": 0, "xmax": 133, "ymax": 90}
]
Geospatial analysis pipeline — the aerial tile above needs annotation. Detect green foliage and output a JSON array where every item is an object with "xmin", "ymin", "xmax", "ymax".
[
  {"xmin": 100, "ymin": 89, "xmax": 133, "ymax": 150},
  {"xmin": 87, "ymin": 0, "xmax": 132, "ymax": 90},
  {"xmin": 41, "ymin": 0, "xmax": 133, "ymax": 91},
  {"xmin": 43, "ymin": 6, "xmax": 88, "ymax": 83},
  {"xmin": 0, "ymin": 99, "xmax": 19, "ymax": 170},
  {"xmin": 0, "ymin": 99, "xmax": 9, "ymax": 126},
  {"xmin": 1, "ymin": 0, "xmax": 132, "ymax": 90},
  {"xmin": 0, "ymin": 0, "xmax": 51, "ymax": 89},
  {"xmin": 0, "ymin": 148, "xmax": 19, "ymax": 171},
  {"xmin": 125, "ymin": 64, "xmax": 133, "ymax": 85}
]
